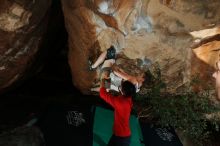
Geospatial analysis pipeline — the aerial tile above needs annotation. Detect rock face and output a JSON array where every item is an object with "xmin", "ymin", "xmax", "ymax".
[
  {"xmin": 0, "ymin": 0, "xmax": 51, "ymax": 92},
  {"xmin": 62, "ymin": 0, "xmax": 220, "ymax": 94}
]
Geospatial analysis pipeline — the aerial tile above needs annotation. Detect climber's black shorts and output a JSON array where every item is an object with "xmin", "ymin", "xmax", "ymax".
[
  {"xmin": 105, "ymin": 46, "xmax": 116, "ymax": 60},
  {"xmin": 108, "ymin": 135, "xmax": 131, "ymax": 146}
]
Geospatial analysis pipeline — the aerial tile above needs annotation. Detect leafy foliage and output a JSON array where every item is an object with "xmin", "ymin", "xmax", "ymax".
[{"xmin": 135, "ymin": 65, "xmax": 220, "ymax": 145}]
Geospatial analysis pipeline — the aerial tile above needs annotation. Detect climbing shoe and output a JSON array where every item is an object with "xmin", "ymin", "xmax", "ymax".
[{"xmin": 88, "ymin": 60, "xmax": 96, "ymax": 71}]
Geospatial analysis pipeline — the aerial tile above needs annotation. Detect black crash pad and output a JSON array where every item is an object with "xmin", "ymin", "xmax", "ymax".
[
  {"xmin": 37, "ymin": 105, "xmax": 93, "ymax": 146},
  {"xmin": 140, "ymin": 123, "xmax": 183, "ymax": 146}
]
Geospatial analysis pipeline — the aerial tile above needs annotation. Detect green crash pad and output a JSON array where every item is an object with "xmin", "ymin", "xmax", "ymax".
[{"xmin": 93, "ymin": 106, "xmax": 144, "ymax": 146}]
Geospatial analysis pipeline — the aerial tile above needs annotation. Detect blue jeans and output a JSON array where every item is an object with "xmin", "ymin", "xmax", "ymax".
[{"xmin": 108, "ymin": 135, "xmax": 131, "ymax": 146}]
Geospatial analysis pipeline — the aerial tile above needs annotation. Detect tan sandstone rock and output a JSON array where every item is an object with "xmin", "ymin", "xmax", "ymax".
[{"xmin": 62, "ymin": 0, "xmax": 220, "ymax": 95}]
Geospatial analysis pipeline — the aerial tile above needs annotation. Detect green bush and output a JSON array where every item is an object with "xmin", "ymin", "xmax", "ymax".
[{"xmin": 135, "ymin": 68, "xmax": 220, "ymax": 145}]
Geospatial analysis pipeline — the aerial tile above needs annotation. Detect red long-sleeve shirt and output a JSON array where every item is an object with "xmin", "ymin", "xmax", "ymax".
[{"xmin": 100, "ymin": 87, "xmax": 133, "ymax": 137}]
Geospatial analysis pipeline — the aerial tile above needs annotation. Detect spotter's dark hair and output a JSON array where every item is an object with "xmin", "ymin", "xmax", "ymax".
[{"xmin": 121, "ymin": 81, "xmax": 136, "ymax": 98}]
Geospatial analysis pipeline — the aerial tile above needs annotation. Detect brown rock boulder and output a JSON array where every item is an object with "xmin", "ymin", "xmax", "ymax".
[
  {"xmin": 0, "ymin": 0, "xmax": 51, "ymax": 92},
  {"xmin": 62, "ymin": 0, "xmax": 220, "ymax": 95}
]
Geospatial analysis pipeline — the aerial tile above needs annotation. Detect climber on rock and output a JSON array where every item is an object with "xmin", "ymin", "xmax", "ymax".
[
  {"xmin": 89, "ymin": 45, "xmax": 146, "ymax": 93},
  {"xmin": 89, "ymin": 47, "xmax": 146, "ymax": 92},
  {"xmin": 212, "ymin": 60, "xmax": 220, "ymax": 100},
  {"xmin": 90, "ymin": 66, "xmax": 146, "ymax": 93},
  {"xmin": 110, "ymin": 65, "xmax": 146, "ymax": 93}
]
